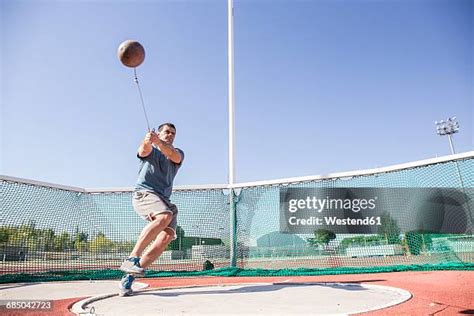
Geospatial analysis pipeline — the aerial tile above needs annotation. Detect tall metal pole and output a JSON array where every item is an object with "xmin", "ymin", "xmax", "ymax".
[
  {"xmin": 434, "ymin": 117, "xmax": 472, "ymax": 231},
  {"xmin": 228, "ymin": 0, "xmax": 235, "ymax": 186},
  {"xmin": 228, "ymin": 0, "xmax": 238, "ymax": 267},
  {"xmin": 447, "ymin": 134, "xmax": 456, "ymax": 155}
]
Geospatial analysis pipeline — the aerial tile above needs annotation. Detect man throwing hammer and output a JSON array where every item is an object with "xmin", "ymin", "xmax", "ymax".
[{"xmin": 119, "ymin": 123, "xmax": 184, "ymax": 296}]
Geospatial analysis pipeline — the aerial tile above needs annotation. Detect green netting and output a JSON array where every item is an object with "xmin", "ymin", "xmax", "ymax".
[
  {"xmin": 236, "ymin": 158, "xmax": 473, "ymax": 270},
  {"xmin": 1, "ymin": 263, "xmax": 473, "ymax": 284},
  {"xmin": 1, "ymin": 155, "xmax": 473, "ymax": 283},
  {"xmin": 0, "ymin": 185, "xmax": 230, "ymax": 280}
]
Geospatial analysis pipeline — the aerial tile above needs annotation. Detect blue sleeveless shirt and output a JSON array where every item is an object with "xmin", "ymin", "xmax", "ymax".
[{"xmin": 134, "ymin": 146, "xmax": 184, "ymax": 204}]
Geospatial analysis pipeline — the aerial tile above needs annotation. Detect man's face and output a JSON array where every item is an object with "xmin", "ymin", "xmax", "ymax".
[{"xmin": 158, "ymin": 125, "xmax": 176, "ymax": 145}]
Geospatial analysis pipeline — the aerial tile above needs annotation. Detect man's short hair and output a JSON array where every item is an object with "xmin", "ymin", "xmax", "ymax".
[{"xmin": 158, "ymin": 123, "xmax": 176, "ymax": 132}]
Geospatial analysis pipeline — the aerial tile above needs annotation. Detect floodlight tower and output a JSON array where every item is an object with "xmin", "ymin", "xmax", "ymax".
[
  {"xmin": 435, "ymin": 117, "xmax": 472, "ymax": 230},
  {"xmin": 435, "ymin": 117, "xmax": 460, "ymax": 155}
]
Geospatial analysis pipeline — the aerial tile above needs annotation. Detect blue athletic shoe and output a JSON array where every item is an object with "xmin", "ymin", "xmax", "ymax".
[
  {"xmin": 119, "ymin": 274, "xmax": 135, "ymax": 297},
  {"xmin": 120, "ymin": 257, "xmax": 145, "ymax": 276}
]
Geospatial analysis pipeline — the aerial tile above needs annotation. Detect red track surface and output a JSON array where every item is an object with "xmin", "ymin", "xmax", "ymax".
[{"xmin": 2, "ymin": 271, "xmax": 473, "ymax": 315}]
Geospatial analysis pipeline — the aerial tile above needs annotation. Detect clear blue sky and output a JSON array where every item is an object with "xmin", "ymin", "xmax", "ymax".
[{"xmin": 1, "ymin": 0, "xmax": 472, "ymax": 188}]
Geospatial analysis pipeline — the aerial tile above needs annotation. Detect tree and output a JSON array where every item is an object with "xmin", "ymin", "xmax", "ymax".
[
  {"xmin": 19, "ymin": 221, "xmax": 39, "ymax": 250},
  {"xmin": 0, "ymin": 227, "xmax": 10, "ymax": 243},
  {"xmin": 377, "ymin": 212, "xmax": 401, "ymax": 244},
  {"xmin": 307, "ymin": 229, "xmax": 336, "ymax": 247},
  {"xmin": 74, "ymin": 227, "xmax": 89, "ymax": 252},
  {"xmin": 90, "ymin": 232, "xmax": 115, "ymax": 253},
  {"xmin": 405, "ymin": 231, "xmax": 433, "ymax": 255},
  {"xmin": 42, "ymin": 229, "xmax": 56, "ymax": 251},
  {"xmin": 54, "ymin": 232, "xmax": 73, "ymax": 251},
  {"xmin": 116, "ymin": 240, "xmax": 135, "ymax": 253}
]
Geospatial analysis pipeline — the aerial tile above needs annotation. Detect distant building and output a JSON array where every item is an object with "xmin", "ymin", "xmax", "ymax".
[
  {"xmin": 256, "ymin": 231, "xmax": 306, "ymax": 247},
  {"xmin": 1, "ymin": 245, "xmax": 28, "ymax": 261}
]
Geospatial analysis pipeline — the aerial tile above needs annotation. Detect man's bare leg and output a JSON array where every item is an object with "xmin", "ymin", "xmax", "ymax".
[
  {"xmin": 140, "ymin": 228, "xmax": 174, "ymax": 268},
  {"xmin": 130, "ymin": 213, "xmax": 172, "ymax": 258}
]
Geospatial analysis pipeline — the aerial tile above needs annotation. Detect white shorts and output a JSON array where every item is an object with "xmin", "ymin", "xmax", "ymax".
[{"xmin": 132, "ymin": 191, "xmax": 178, "ymax": 239}]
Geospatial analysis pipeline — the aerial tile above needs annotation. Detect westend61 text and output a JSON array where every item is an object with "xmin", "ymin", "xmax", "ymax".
[{"xmin": 288, "ymin": 216, "xmax": 382, "ymax": 226}]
